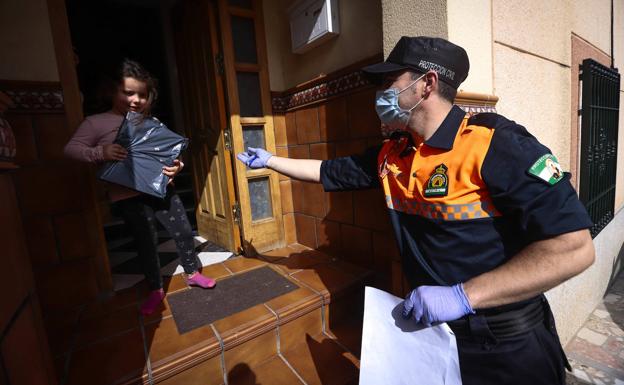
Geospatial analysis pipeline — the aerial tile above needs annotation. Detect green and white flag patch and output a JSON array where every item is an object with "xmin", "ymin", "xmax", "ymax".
[{"xmin": 528, "ymin": 154, "xmax": 564, "ymax": 185}]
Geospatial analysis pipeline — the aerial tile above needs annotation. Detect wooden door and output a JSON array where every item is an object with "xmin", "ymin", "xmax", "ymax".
[
  {"xmin": 172, "ymin": 0, "xmax": 240, "ymax": 252},
  {"xmin": 218, "ymin": 0, "xmax": 285, "ymax": 253}
]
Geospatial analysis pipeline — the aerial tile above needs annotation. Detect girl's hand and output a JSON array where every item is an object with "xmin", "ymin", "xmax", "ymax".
[
  {"xmin": 163, "ymin": 159, "xmax": 184, "ymax": 184},
  {"xmin": 103, "ymin": 144, "xmax": 127, "ymax": 161}
]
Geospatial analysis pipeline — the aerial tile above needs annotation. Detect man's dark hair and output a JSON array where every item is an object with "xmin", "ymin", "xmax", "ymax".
[{"xmin": 410, "ymin": 71, "xmax": 457, "ymax": 103}]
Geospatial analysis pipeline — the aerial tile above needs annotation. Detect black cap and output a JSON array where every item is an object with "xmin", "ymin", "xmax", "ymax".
[{"xmin": 362, "ymin": 36, "xmax": 469, "ymax": 89}]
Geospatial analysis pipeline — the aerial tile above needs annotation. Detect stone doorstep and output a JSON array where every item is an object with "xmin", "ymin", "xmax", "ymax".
[{"xmin": 145, "ymin": 251, "xmax": 370, "ymax": 384}]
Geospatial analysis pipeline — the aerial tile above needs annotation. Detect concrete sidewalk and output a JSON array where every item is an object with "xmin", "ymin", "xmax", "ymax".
[{"xmin": 565, "ymin": 270, "xmax": 624, "ymax": 385}]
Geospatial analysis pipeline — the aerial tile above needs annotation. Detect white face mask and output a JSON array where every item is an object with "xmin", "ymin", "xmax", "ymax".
[{"xmin": 375, "ymin": 73, "xmax": 426, "ymax": 132}]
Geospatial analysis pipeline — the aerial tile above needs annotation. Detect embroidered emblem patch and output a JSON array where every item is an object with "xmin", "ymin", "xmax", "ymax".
[
  {"xmin": 424, "ymin": 164, "xmax": 449, "ymax": 197},
  {"xmin": 528, "ymin": 154, "xmax": 564, "ymax": 185}
]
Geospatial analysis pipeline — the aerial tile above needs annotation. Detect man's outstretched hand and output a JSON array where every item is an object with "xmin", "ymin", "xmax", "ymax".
[
  {"xmin": 402, "ymin": 284, "xmax": 475, "ymax": 326},
  {"xmin": 236, "ymin": 147, "xmax": 273, "ymax": 169}
]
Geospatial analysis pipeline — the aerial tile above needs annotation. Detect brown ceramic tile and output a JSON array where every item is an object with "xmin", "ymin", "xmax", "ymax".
[
  {"xmin": 264, "ymin": 285, "xmax": 323, "ymax": 322},
  {"xmin": 334, "ymin": 139, "xmax": 369, "ymax": 158},
  {"xmin": 283, "ymin": 213, "xmax": 297, "ymax": 245},
  {"xmin": 260, "ymin": 246, "xmax": 294, "ymax": 259},
  {"xmin": 373, "ymin": 231, "xmax": 400, "ymax": 277},
  {"xmin": 8, "ymin": 115, "xmax": 37, "ymax": 165},
  {"xmin": 288, "ymin": 144, "xmax": 310, "ymax": 159},
  {"xmin": 35, "ymin": 114, "xmax": 71, "ymax": 161},
  {"xmin": 145, "ymin": 317, "xmax": 220, "ymax": 368},
  {"xmin": 275, "ymin": 146, "xmax": 290, "ymax": 181},
  {"xmin": 279, "ymin": 308, "xmax": 323, "ymax": 352},
  {"xmin": 353, "ymin": 189, "xmax": 391, "ymax": 232},
  {"xmin": 324, "ymin": 287, "xmax": 365, "ymax": 334},
  {"xmin": 327, "ymin": 260, "xmax": 372, "ymax": 283},
  {"xmin": 290, "ymin": 179, "xmax": 304, "ymax": 213},
  {"xmin": 44, "ymin": 310, "xmax": 80, "ymax": 355},
  {"xmin": 302, "ymin": 182, "xmax": 326, "ymax": 218},
  {"xmin": 339, "ymin": 224, "xmax": 374, "ymax": 268},
  {"xmin": 1, "ymin": 305, "xmax": 54, "ymax": 385},
  {"xmin": 309, "ymin": 142, "xmax": 336, "ymax": 160},
  {"xmin": 52, "ymin": 212, "xmax": 92, "ymax": 262},
  {"xmin": 162, "ymin": 274, "xmax": 192, "ymax": 295},
  {"xmin": 156, "ymin": 355, "xmax": 223, "ymax": 385},
  {"xmin": 36, "ymin": 259, "xmax": 99, "ymax": 311},
  {"xmin": 285, "ymin": 112, "xmax": 298, "ymax": 145},
  {"xmin": 222, "ymin": 256, "xmax": 267, "ymax": 274},
  {"xmin": 54, "ymin": 354, "xmax": 68, "ymax": 383},
  {"xmin": 281, "ymin": 334, "xmax": 359, "ymax": 385},
  {"xmin": 212, "ymin": 303, "xmax": 277, "ymax": 349},
  {"xmin": 325, "ymin": 191, "xmax": 353, "ymax": 224},
  {"xmin": 273, "ymin": 114, "xmax": 287, "ymax": 147},
  {"xmin": 75, "ymin": 305, "xmax": 140, "ymax": 348},
  {"xmin": 294, "ymin": 214, "xmax": 317, "ymax": 249},
  {"xmin": 270, "ymin": 249, "xmax": 333, "ymax": 275},
  {"xmin": 227, "ymin": 355, "xmax": 303, "ymax": 385},
  {"xmin": 347, "ymin": 89, "xmax": 380, "ymax": 139},
  {"xmin": 290, "ymin": 264, "xmax": 356, "ymax": 300},
  {"xmin": 315, "ymin": 218, "xmax": 341, "ymax": 256},
  {"xmin": 200, "ymin": 262, "xmax": 234, "ymax": 280},
  {"xmin": 65, "ymin": 329, "xmax": 147, "ymax": 385},
  {"xmin": 280, "ymin": 180, "xmax": 294, "ymax": 213},
  {"xmin": 14, "ymin": 163, "xmax": 91, "ymax": 215},
  {"xmin": 325, "ymin": 317, "xmax": 363, "ymax": 360},
  {"xmin": 319, "ymin": 98, "xmax": 349, "ymax": 142},
  {"xmin": 22, "ymin": 216, "xmax": 59, "ymax": 267},
  {"xmin": 223, "ymin": 328, "xmax": 278, "ymax": 374},
  {"xmin": 81, "ymin": 287, "xmax": 139, "ymax": 320},
  {"xmin": 295, "ymin": 107, "xmax": 321, "ymax": 144},
  {"xmin": 287, "ymin": 243, "xmax": 312, "ymax": 253}
]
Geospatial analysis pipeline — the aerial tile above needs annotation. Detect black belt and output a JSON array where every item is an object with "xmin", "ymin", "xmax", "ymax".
[{"xmin": 448, "ymin": 299, "xmax": 545, "ymax": 339}]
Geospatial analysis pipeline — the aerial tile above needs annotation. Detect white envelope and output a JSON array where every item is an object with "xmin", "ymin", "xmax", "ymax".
[{"xmin": 359, "ymin": 287, "xmax": 462, "ymax": 385}]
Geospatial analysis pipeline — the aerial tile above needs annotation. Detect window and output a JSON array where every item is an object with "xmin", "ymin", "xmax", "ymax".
[{"xmin": 578, "ymin": 59, "xmax": 620, "ymax": 237}]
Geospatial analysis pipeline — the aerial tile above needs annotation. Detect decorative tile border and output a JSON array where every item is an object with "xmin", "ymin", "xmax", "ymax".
[
  {"xmin": 272, "ymin": 70, "xmax": 372, "ymax": 113},
  {"xmin": 4, "ymin": 89, "xmax": 64, "ymax": 112},
  {"xmin": 0, "ymin": 81, "xmax": 64, "ymax": 113}
]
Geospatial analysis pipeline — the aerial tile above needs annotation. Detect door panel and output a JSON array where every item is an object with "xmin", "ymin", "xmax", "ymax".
[
  {"xmin": 218, "ymin": 0, "xmax": 285, "ymax": 253},
  {"xmin": 172, "ymin": 0, "xmax": 240, "ymax": 252}
]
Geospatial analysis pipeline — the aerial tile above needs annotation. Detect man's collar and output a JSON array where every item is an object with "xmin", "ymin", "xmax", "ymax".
[{"xmin": 423, "ymin": 105, "xmax": 466, "ymax": 150}]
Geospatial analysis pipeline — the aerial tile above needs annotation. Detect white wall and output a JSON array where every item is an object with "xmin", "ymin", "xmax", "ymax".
[
  {"xmin": 0, "ymin": 0, "xmax": 58, "ymax": 81},
  {"xmin": 264, "ymin": 0, "xmax": 383, "ymax": 91}
]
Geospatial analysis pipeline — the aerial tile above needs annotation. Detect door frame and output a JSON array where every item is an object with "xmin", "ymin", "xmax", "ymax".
[{"xmin": 47, "ymin": 0, "xmax": 112, "ymax": 292}]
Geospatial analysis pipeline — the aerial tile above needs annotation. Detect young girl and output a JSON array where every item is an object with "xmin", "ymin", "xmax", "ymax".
[{"xmin": 65, "ymin": 59, "xmax": 215, "ymax": 315}]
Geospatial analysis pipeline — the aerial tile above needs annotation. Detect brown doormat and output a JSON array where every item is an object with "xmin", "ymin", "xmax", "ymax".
[{"xmin": 167, "ymin": 266, "xmax": 298, "ymax": 334}]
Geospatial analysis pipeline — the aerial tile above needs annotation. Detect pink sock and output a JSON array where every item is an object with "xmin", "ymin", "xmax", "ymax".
[
  {"xmin": 140, "ymin": 289, "xmax": 165, "ymax": 316},
  {"xmin": 186, "ymin": 272, "xmax": 216, "ymax": 289}
]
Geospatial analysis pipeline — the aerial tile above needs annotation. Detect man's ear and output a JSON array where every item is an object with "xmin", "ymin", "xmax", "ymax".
[{"xmin": 423, "ymin": 71, "xmax": 438, "ymax": 96}]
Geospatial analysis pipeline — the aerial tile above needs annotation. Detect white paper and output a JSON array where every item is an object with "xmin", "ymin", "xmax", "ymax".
[{"xmin": 359, "ymin": 287, "xmax": 462, "ymax": 385}]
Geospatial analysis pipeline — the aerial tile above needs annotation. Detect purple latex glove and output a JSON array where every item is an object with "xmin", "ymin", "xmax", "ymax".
[
  {"xmin": 236, "ymin": 147, "xmax": 273, "ymax": 169},
  {"xmin": 402, "ymin": 283, "xmax": 475, "ymax": 326}
]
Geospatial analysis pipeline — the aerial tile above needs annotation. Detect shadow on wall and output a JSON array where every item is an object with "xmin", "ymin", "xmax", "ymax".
[{"xmin": 603, "ymin": 242, "xmax": 624, "ymax": 332}]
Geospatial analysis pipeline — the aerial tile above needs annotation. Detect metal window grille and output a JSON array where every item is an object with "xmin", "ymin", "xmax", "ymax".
[{"xmin": 578, "ymin": 59, "xmax": 620, "ymax": 237}]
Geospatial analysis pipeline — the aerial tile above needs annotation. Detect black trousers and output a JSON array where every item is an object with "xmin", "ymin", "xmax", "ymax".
[
  {"xmin": 112, "ymin": 190, "xmax": 198, "ymax": 290},
  {"xmin": 456, "ymin": 301, "xmax": 567, "ymax": 385}
]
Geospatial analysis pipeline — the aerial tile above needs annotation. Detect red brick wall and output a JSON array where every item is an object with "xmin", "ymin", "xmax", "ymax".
[{"xmin": 273, "ymin": 84, "xmax": 404, "ymax": 295}]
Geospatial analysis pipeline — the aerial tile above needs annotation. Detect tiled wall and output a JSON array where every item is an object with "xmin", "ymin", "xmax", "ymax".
[
  {"xmin": 272, "ymin": 81, "xmax": 404, "ymax": 296},
  {"xmin": 2, "ymin": 81, "xmax": 107, "ymax": 311}
]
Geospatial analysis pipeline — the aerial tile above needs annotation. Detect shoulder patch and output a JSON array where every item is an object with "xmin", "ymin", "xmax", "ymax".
[{"xmin": 527, "ymin": 154, "xmax": 564, "ymax": 185}]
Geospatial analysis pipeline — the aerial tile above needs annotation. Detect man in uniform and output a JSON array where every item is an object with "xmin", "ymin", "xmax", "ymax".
[{"xmin": 237, "ymin": 36, "xmax": 595, "ymax": 385}]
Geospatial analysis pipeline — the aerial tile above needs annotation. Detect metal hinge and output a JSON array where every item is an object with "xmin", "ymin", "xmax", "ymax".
[
  {"xmin": 215, "ymin": 53, "xmax": 224, "ymax": 75},
  {"xmin": 223, "ymin": 128, "xmax": 233, "ymax": 151},
  {"xmin": 232, "ymin": 201, "xmax": 241, "ymax": 224}
]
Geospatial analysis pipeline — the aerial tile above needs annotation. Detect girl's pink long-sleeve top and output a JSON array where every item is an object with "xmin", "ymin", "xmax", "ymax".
[{"xmin": 64, "ymin": 111, "xmax": 140, "ymax": 202}]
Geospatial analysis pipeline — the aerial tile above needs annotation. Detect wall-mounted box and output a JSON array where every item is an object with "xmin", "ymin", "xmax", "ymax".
[{"xmin": 288, "ymin": 0, "xmax": 340, "ymax": 54}]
